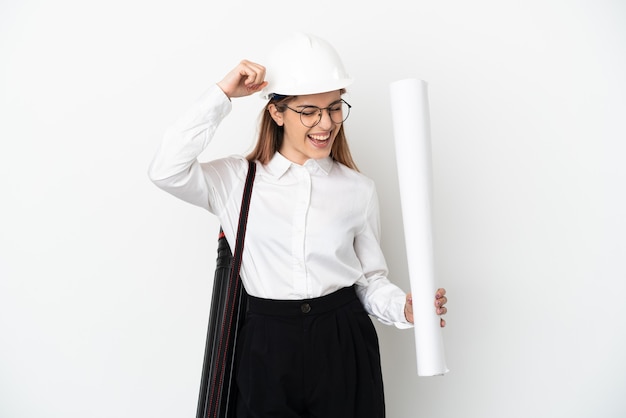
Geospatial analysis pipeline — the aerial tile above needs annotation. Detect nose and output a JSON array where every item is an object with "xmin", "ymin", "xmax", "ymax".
[{"xmin": 317, "ymin": 108, "xmax": 334, "ymax": 129}]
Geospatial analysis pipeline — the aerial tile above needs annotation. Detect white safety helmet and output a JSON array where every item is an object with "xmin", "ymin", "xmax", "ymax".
[{"xmin": 260, "ymin": 33, "xmax": 354, "ymax": 100}]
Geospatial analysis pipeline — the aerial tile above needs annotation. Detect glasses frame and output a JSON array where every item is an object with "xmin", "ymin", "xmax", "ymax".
[{"xmin": 282, "ymin": 99, "xmax": 352, "ymax": 128}]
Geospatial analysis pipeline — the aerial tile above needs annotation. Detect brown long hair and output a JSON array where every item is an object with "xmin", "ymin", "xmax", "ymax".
[{"xmin": 246, "ymin": 90, "xmax": 359, "ymax": 171}]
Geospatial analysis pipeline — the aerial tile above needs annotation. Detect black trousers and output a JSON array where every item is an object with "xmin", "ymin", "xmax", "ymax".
[{"xmin": 235, "ymin": 286, "xmax": 385, "ymax": 418}]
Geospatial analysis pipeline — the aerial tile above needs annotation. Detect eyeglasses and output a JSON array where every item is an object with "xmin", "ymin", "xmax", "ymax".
[{"xmin": 283, "ymin": 99, "xmax": 351, "ymax": 128}]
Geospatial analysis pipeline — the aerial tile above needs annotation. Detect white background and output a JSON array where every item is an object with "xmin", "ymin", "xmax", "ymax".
[{"xmin": 1, "ymin": 1, "xmax": 625, "ymax": 417}]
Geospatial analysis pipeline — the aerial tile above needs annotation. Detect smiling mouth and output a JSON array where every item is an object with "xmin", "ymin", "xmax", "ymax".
[{"xmin": 308, "ymin": 132, "xmax": 332, "ymax": 147}]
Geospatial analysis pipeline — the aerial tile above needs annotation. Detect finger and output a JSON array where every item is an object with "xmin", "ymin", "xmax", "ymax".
[
  {"xmin": 437, "ymin": 307, "xmax": 447, "ymax": 315},
  {"xmin": 435, "ymin": 296, "xmax": 447, "ymax": 308},
  {"xmin": 440, "ymin": 318, "xmax": 446, "ymax": 328},
  {"xmin": 240, "ymin": 60, "xmax": 266, "ymax": 86},
  {"xmin": 240, "ymin": 68, "xmax": 259, "ymax": 86},
  {"xmin": 246, "ymin": 81, "xmax": 268, "ymax": 93},
  {"xmin": 436, "ymin": 288, "xmax": 446, "ymax": 298}
]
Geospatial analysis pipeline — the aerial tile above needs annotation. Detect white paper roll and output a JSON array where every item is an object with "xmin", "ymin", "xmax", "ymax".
[{"xmin": 389, "ymin": 78, "xmax": 449, "ymax": 376}]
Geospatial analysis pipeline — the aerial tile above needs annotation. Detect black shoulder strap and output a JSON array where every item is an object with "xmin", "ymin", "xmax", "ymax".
[
  {"xmin": 230, "ymin": 159, "xmax": 256, "ymax": 280},
  {"xmin": 201, "ymin": 159, "xmax": 256, "ymax": 418}
]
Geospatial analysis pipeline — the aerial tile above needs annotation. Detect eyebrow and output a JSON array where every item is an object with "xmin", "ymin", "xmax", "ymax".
[{"xmin": 294, "ymin": 99, "xmax": 343, "ymax": 108}]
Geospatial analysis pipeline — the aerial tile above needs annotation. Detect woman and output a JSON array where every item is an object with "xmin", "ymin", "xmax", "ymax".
[{"xmin": 149, "ymin": 33, "xmax": 447, "ymax": 418}]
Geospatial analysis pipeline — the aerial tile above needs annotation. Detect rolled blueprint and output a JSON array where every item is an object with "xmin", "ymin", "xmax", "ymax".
[{"xmin": 389, "ymin": 78, "xmax": 449, "ymax": 376}]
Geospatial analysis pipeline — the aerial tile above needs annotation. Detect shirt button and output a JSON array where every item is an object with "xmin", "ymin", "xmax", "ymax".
[{"xmin": 301, "ymin": 303, "xmax": 311, "ymax": 314}]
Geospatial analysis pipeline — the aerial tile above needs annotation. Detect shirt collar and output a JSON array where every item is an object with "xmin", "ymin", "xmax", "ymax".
[{"xmin": 267, "ymin": 152, "xmax": 333, "ymax": 178}]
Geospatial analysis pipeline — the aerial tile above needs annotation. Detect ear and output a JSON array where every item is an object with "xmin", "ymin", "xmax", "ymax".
[{"xmin": 268, "ymin": 104, "xmax": 284, "ymax": 126}]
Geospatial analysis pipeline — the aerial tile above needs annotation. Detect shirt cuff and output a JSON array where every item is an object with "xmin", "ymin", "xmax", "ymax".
[{"xmin": 387, "ymin": 293, "xmax": 414, "ymax": 329}]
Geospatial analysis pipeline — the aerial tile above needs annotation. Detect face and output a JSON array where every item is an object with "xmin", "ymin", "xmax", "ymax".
[{"xmin": 269, "ymin": 90, "xmax": 343, "ymax": 165}]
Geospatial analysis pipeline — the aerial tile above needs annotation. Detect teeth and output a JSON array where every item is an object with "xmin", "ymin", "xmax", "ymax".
[{"xmin": 309, "ymin": 134, "xmax": 330, "ymax": 141}]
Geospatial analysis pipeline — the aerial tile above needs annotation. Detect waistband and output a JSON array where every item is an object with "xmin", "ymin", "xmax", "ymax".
[{"xmin": 247, "ymin": 285, "xmax": 357, "ymax": 316}]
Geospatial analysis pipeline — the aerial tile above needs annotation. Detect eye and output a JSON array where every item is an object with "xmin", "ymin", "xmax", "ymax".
[
  {"xmin": 329, "ymin": 102, "xmax": 343, "ymax": 112},
  {"xmin": 300, "ymin": 107, "xmax": 319, "ymax": 116}
]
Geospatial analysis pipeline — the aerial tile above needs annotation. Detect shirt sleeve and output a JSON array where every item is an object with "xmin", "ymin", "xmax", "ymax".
[
  {"xmin": 354, "ymin": 184, "xmax": 414, "ymax": 329},
  {"xmin": 147, "ymin": 84, "xmax": 245, "ymax": 213}
]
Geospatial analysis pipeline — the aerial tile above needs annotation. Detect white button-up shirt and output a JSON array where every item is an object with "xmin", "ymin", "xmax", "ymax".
[{"xmin": 149, "ymin": 85, "xmax": 410, "ymax": 328}]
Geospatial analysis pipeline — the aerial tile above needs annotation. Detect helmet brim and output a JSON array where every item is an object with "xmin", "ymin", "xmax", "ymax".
[{"xmin": 260, "ymin": 78, "xmax": 354, "ymax": 100}]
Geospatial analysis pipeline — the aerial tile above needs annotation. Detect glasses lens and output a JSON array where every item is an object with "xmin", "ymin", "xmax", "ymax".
[
  {"xmin": 329, "ymin": 101, "xmax": 350, "ymax": 124},
  {"xmin": 299, "ymin": 107, "xmax": 321, "ymax": 127}
]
